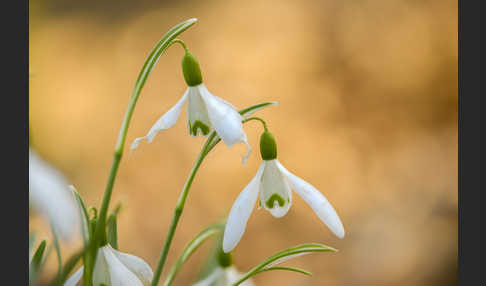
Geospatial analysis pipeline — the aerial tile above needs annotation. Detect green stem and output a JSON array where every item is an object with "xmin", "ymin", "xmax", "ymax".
[
  {"xmin": 151, "ymin": 132, "xmax": 217, "ymax": 286},
  {"xmin": 242, "ymin": 116, "xmax": 268, "ymax": 131},
  {"xmin": 151, "ymin": 102, "xmax": 277, "ymax": 286},
  {"xmin": 83, "ymin": 18, "xmax": 198, "ymax": 286},
  {"xmin": 169, "ymin": 39, "xmax": 189, "ymax": 53}
]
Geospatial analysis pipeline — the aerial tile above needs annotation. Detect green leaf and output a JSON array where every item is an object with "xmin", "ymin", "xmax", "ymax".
[
  {"xmin": 232, "ymin": 243, "xmax": 336, "ymax": 286},
  {"xmin": 239, "ymin": 101, "xmax": 278, "ymax": 117},
  {"xmin": 29, "ymin": 239, "xmax": 47, "ymax": 286},
  {"xmin": 164, "ymin": 222, "xmax": 225, "ymax": 286},
  {"xmin": 256, "ymin": 266, "xmax": 312, "ymax": 277},
  {"xmin": 70, "ymin": 186, "xmax": 90, "ymax": 247},
  {"xmin": 107, "ymin": 203, "xmax": 122, "ymax": 250}
]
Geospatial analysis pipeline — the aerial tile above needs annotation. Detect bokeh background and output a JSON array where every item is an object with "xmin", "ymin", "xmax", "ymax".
[{"xmin": 29, "ymin": 0, "xmax": 457, "ymax": 285}]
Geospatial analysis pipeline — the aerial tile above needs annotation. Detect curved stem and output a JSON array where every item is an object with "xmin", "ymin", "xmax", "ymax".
[
  {"xmin": 169, "ymin": 39, "xmax": 189, "ymax": 53},
  {"xmin": 151, "ymin": 102, "xmax": 277, "ymax": 286},
  {"xmin": 151, "ymin": 132, "xmax": 217, "ymax": 286},
  {"xmin": 242, "ymin": 116, "xmax": 268, "ymax": 131},
  {"xmin": 83, "ymin": 18, "xmax": 198, "ymax": 286}
]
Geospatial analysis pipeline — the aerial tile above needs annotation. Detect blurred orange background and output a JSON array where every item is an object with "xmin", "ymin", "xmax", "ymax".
[{"xmin": 29, "ymin": 0, "xmax": 457, "ymax": 285}]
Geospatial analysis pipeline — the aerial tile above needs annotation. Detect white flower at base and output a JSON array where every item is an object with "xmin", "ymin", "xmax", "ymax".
[
  {"xmin": 192, "ymin": 266, "xmax": 254, "ymax": 286},
  {"xmin": 29, "ymin": 148, "xmax": 79, "ymax": 240},
  {"xmin": 131, "ymin": 52, "xmax": 250, "ymax": 163},
  {"xmin": 64, "ymin": 244, "xmax": 153, "ymax": 286},
  {"xmin": 223, "ymin": 131, "xmax": 345, "ymax": 253}
]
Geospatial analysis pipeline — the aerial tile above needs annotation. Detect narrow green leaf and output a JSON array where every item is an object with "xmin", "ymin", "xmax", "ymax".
[
  {"xmin": 164, "ymin": 222, "xmax": 225, "ymax": 286},
  {"xmin": 106, "ymin": 203, "xmax": 122, "ymax": 249},
  {"xmin": 232, "ymin": 243, "xmax": 336, "ymax": 286},
  {"xmin": 239, "ymin": 101, "xmax": 278, "ymax": 117},
  {"xmin": 29, "ymin": 239, "xmax": 47, "ymax": 286},
  {"xmin": 256, "ymin": 266, "xmax": 312, "ymax": 277},
  {"xmin": 70, "ymin": 186, "xmax": 90, "ymax": 247}
]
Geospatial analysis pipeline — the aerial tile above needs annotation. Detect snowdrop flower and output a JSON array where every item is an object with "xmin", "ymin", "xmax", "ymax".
[
  {"xmin": 223, "ymin": 131, "xmax": 345, "ymax": 252},
  {"xmin": 64, "ymin": 244, "xmax": 153, "ymax": 286},
  {"xmin": 131, "ymin": 51, "xmax": 250, "ymax": 163},
  {"xmin": 29, "ymin": 148, "xmax": 79, "ymax": 240}
]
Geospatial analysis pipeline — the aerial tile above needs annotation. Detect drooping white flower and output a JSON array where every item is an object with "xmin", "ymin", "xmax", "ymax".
[
  {"xmin": 223, "ymin": 131, "xmax": 345, "ymax": 253},
  {"xmin": 64, "ymin": 244, "xmax": 153, "ymax": 286},
  {"xmin": 29, "ymin": 148, "xmax": 79, "ymax": 240},
  {"xmin": 192, "ymin": 266, "xmax": 254, "ymax": 286},
  {"xmin": 131, "ymin": 52, "xmax": 250, "ymax": 163}
]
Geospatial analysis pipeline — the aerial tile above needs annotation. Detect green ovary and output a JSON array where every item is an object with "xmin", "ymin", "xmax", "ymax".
[
  {"xmin": 265, "ymin": 193, "xmax": 285, "ymax": 209},
  {"xmin": 190, "ymin": 120, "xmax": 210, "ymax": 136}
]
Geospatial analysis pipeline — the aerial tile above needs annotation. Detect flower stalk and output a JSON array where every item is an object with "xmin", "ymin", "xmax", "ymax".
[
  {"xmin": 151, "ymin": 102, "xmax": 277, "ymax": 286},
  {"xmin": 83, "ymin": 18, "xmax": 198, "ymax": 286}
]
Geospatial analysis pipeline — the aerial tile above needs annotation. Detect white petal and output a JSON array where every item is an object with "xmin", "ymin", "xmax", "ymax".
[
  {"xmin": 131, "ymin": 90, "xmax": 188, "ymax": 149},
  {"xmin": 276, "ymin": 161, "xmax": 345, "ymax": 238},
  {"xmin": 109, "ymin": 245, "xmax": 153, "ymax": 285},
  {"xmin": 260, "ymin": 160, "xmax": 292, "ymax": 218},
  {"xmin": 198, "ymin": 84, "xmax": 250, "ymax": 162},
  {"xmin": 187, "ymin": 87, "xmax": 213, "ymax": 137},
  {"xmin": 64, "ymin": 266, "xmax": 83, "ymax": 286},
  {"xmin": 29, "ymin": 148, "xmax": 79, "ymax": 240},
  {"xmin": 93, "ymin": 247, "xmax": 111, "ymax": 286},
  {"xmin": 102, "ymin": 246, "xmax": 144, "ymax": 286},
  {"xmin": 223, "ymin": 163, "xmax": 265, "ymax": 253}
]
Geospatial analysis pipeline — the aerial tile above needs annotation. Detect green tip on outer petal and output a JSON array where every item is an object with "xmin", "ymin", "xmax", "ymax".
[
  {"xmin": 182, "ymin": 52, "xmax": 203, "ymax": 86},
  {"xmin": 260, "ymin": 131, "xmax": 277, "ymax": 160}
]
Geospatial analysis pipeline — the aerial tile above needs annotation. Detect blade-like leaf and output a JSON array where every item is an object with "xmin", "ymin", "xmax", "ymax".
[
  {"xmin": 239, "ymin": 101, "xmax": 278, "ymax": 117},
  {"xmin": 256, "ymin": 266, "xmax": 312, "ymax": 277},
  {"xmin": 107, "ymin": 203, "xmax": 122, "ymax": 250},
  {"xmin": 29, "ymin": 239, "xmax": 47, "ymax": 286},
  {"xmin": 164, "ymin": 222, "xmax": 225, "ymax": 286},
  {"xmin": 70, "ymin": 186, "xmax": 90, "ymax": 247},
  {"xmin": 232, "ymin": 243, "xmax": 336, "ymax": 286}
]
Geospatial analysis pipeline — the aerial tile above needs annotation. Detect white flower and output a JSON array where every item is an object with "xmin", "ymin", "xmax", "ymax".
[
  {"xmin": 131, "ymin": 51, "xmax": 251, "ymax": 163},
  {"xmin": 29, "ymin": 148, "xmax": 79, "ymax": 240},
  {"xmin": 131, "ymin": 83, "xmax": 250, "ymax": 162},
  {"xmin": 192, "ymin": 266, "xmax": 254, "ymax": 286},
  {"xmin": 222, "ymin": 131, "xmax": 345, "ymax": 253},
  {"xmin": 64, "ymin": 244, "xmax": 153, "ymax": 286}
]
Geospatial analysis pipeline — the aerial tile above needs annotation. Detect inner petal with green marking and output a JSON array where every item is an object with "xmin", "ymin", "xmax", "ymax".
[
  {"xmin": 187, "ymin": 88, "xmax": 212, "ymax": 137},
  {"xmin": 260, "ymin": 160, "xmax": 292, "ymax": 218},
  {"xmin": 189, "ymin": 120, "xmax": 210, "ymax": 136}
]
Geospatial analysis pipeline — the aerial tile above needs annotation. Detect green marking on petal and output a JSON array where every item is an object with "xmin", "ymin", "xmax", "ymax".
[
  {"xmin": 265, "ymin": 193, "xmax": 285, "ymax": 209},
  {"xmin": 190, "ymin": 120, "xmax": 210, "ymax": 136}
]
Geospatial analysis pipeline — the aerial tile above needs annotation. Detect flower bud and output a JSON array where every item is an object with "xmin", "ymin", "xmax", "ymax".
[
  {"xmin": 181, "ymin": 52, "xmax": 203, "ymax": 86},
  {"xmin": 260, "ymin": 131, "xmax": 277, "ymax": 160}
]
